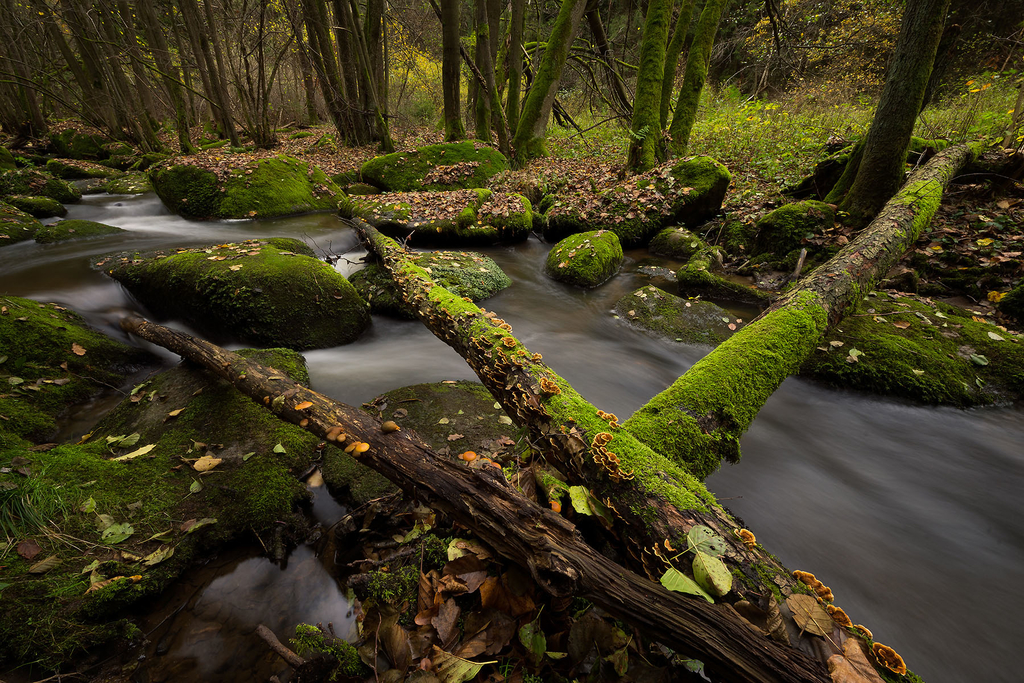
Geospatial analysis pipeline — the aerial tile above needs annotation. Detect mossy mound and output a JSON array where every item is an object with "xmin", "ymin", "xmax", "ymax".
[
  {"xmin": 0, "ymin": 348, "xmax": 324, "ymax": 671},
  {"xmin": 649, "ymin": 226, "xmax": 708, "ymax": 260},
  {"xmin": 149, "ymin": 154, "xmax": 343, "ymax": 220},
  {"xmin": 106, "ymin": 172, "xmax": 153, "ymax": 195},
  {"xmin": 0, "ymin": 146, "xmax": 16, "ymax": 170},
  {"xmin": 46, "ymin": 158, "xmax": 121, "ymax": 180},
  {"xmin": 801, "ymin": 292, "xmax": 1024, "ymax": 406},
  {"xmin": 998, "ymin": 281, "xmax": 1024, "ymax": 320},
  {"xmin": 0, "ymin": 200, "xmax": 43, "ymax": 246},
  {"xmin": 544, "ymin": 230, "xmax": 623, "ymax": 288},
  {"xmin": 677, "ymin": 249, "xmax": 771, "ymax": 306},
  {"xmin": 6, "ymin": 194, "xmax": 67, "ymax": 218},
  {"xmin": 351, "ymin": 251, "xmax": 511, "ymax": 318},
  {"xmin": 97, "ymin": 237, "xmax": 370, "ymax": 350},
  {"xmin": 360, "ymin": 141, "xmax": 508, "ymax": 192},
  {"xmin": 35, "ymin": 219, "xmax": 125, "ymax": 244},
  {"xmin": 752, "ymin": 200, "xmax": 835, "ymax": 260},
  {"xmin": 49, "ymin": 128, "xmax": 112, "ymax": 160},
  {"xmin": 614, "ymin": 286, "xmax": 736, "ymax": 346},
  {"xmin": 544, "ymin": 156, "xmax": 731, "ymax": 247},
  {"xmin": 0, "ymin": 168, "xmax": 82, "ymax": 204},
  {"xmin": 340, "ymin": 189, "xmax": 532, "ymax": 246},
  {"xmin": 0, "ymin": 296, "xmax": 152, "ymax": 447}
]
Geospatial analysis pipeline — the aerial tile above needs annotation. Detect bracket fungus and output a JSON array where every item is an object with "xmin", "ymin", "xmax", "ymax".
[{"xmin": 871, "ymin": 643, "xmax": 906, "ymax": 676}]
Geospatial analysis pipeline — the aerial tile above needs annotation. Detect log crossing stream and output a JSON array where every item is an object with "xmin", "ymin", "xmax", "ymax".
[{"xmin": 1, "ymin": 192, "xmax": 1021, "ymax": 682}]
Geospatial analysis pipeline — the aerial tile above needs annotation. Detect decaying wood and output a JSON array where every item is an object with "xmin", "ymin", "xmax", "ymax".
[
  {"xmin": 120, "ymin": 315, "xmax": 830, "ymax": 683},
  {"xmin": 256, "ymin": 623, "xmax": 305, "ymax": 668}
]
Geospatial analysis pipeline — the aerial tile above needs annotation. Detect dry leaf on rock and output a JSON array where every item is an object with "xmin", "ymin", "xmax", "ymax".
[
  {"xmin": 193, "ymin": 454, "xmax": 222, "ymax": 472},
  {"xmin": 787, "ymin": 593, "xmax": 833, "ymax": 637}
]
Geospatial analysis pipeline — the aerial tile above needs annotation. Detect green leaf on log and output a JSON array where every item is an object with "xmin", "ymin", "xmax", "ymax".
[
  {"xmin": 692, "ymin": 550, "xmax": 732, "ymax": 597},
  {"xmin": 659, "ymin": 567, "xmax": 714, "ymax": 603},
  {"xmin": 686, "ymin": 525, "xmax": 728, "ymax": 556}
]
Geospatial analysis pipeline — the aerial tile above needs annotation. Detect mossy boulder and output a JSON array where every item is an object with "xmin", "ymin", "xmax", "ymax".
[
  {"xmin": 752, "ymin": 200, "xmax": 834, "ymax": 259},
  {"xmin": 0, "ymin": 146, "xmax": 15, "ymax": 170},
  {"xmin": 340, "ymin": 189, "xmax": 532, "ymax": 246},
  {"xmin": 998, "ymin": 281, "xmax": 1024, "ymax": 320},
  {"xmin": 97, "ymin": 237, "xmax": 370, "ymax": 350},
  {"xmin": 614, "ymin": 285, "xmax": 737, "ymax": 346},
  {"xmin": 801, "ymin": 292, "xmax": 1024, "ymax": 406},
  {"xmin": 6, "ymin": 195, "xmax": 67, "ymax": 218},
  {"xmin": 0, "ymin": 168, "xmax": 82, "ymax": 203},
  {"xmin": 544, "ymin": 230, "xmax": 623, "ymax": 288},
  {"xmin": 106, "ymin": 172, "xmax": 153, "ymax": 194},
  {"xmin": 350, "ymin": 251, "xmax": 511, "ymax": 318},
  {"xmin": 649, "ymin": 226, "xmax": 708, "ymax": 260},
  {"xmin": 360, "ymin": 141, "xmax": 508, "ymax": 192},
  {"xmin": 0, "ymin": 296, "xmax": 152, "ymax": 447},
  {"xmin": 677, "ymin": 248, "xmax": 771, "ymax": 306},
  {"xmin": 133, "ymin": 152, "xmax": 169, "ymax": 171},
  {"xmin": 544, "ymin": 156, "xmax": 731, "ymax": 247},
  {"xmin": 0, "ymin": 200, "xmax": 42, "ymax": 246},
  {"xmin": 149, "ymin": 154, "xmax": 343, "ymax": 220},
  {"xmin": 49, "ymin": 128, "xmax": 111, "ymax": 160},
  {"xmin": 46, "ymin": 158, "xmax": 121, "ymax": 180},
  {"xmin": 35, "ymin": 219, "xmax": 125, "ymax": 244}
]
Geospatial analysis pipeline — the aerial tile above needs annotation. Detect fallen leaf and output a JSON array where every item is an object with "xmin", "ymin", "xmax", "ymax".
[
  {"xmin": 431, "ymin": 598, "xmax": 461, "ymax": 648},
  {"xmin": 692, "ymin": 550, "xmax": 732, "ymax": 596},
  {"xmin": 101, "ymin": 522, "xmax": 134, "ymax": 544},
  {"xmin": 438, "ymin": 417, "xmax": 450, "ymax": 425},
  {"xmin": 893, "ymin": 321, "xmax": 911, "ymax": 329},
  {"xmin": 447, "ymin": 433, "xmax": 464, "ymax": 441},
  {"xmin": 970, "ymin": 354, "xmax": 989, "ymax": 366},
  {"xmin": 660, "ymin": 567, "xmax": 714, "ymax": 603},
  {"xmin": 28, "ymin": 555, "xmax": 61, "ymax": 574},
  {"xmin": 787, "ymin": 593, "xmax": 832, "ymax": 636},
  {"xmin": 518, "ymin": 612, "xmax": 546, "ymax": 665},
  {"xmin": 988, "ymin": 331, "xmax": 1004, "ymax": 341},
  {"xmin": 687, "ymin": 525, "xmax": 728, "ymax": 556},
  {"xmin": 81, "ymin": 559, "xmax": 101, "ymax": 574},
  {"xmin": 71, "ymin": 343, "xmax": 87, "ymax": 356},
  {"xmin": 181, "ymin": 517, "xmax": 217, "ymax": 533},
  {"xmin": 143, "ymin": 545, "xmax": 174, "ymax": 566},
  {"xmin": 113, "ymin": 444, "xmax": 155, "ymax": 461},
  {"xmin": 229, "ymin": 264, "xmax": 243, "ymax": 271},
  {"xmin": 828, "ymin": 638, "xmax": 886, "ymax": 683},
  {"xmin": 16, "ymin": 539, "xmax": 42, "ymax": 560},
  {"xmin": 272, "ymin": 443, "xmax": 286, "ymax": 453},
  {"xmin": 193, "ymin": 455, "xmax": 222, "ymax": 472},
  {"xmin": 189, "ymin": 478, "xmax": 203, "ymax": 494},
  {"xmin": 167, "ymin": 408, "xmax": 184, "ymax": 418},
  {"xmin": 431, "ymin": 646, "xmax": 492, "ymax": 683}
]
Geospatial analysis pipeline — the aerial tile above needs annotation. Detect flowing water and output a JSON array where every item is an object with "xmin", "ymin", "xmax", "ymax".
[{"xmin": 2, "ymin": 192, "xmax": 1022, "ymax": 682}]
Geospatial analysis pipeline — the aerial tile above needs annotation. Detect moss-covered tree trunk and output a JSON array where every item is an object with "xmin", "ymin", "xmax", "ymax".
[
  {"xmin": 626, "ymin": 142, "xmax": 980, "ymax": 478},
  {"xmin": 474, "ymin": 0, "xmax": 493, "ymax": 142},
  {"xmin": 505, "ymin": 0, "xmax": 525, "ymax": 134},
  {"xmin": 667, "ymin": 0, "xmax": 727, "ymax": 156},
  {"xmin": 510, "ymin": 0, "xmax": 587, "ymax": 164},
  {"xmin": 137, "ymin": 0, "xmax": 196, "ymax": 153},
  {"xmin": 834, "ymin": 0, "xmax": 952, "ymax": 226},
  {"xmin": 659, "ymin": 0, "xmax": 699, "ymax": 130},
  {"xmin": 441, "ymin": 0, "xmax": 467, "ymax": 140},
  {"xmin": 626, "ymin": 0, "xmax": 675, "ymax": 172}
]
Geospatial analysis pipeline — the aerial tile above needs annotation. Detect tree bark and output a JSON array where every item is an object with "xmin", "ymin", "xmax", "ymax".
[
  {"xmin": 667, "ymin": 0, "xmax": 727, "ymax": 156},
  {"xmin": 178, "ymin": 0, "xmax": 239, "ymax": 146},
  {"xmin": 627, "ymin": 0, "xmax": 675, "ymax": 171},
  {"xmin": 835, "ymin": 0, "xmax": 952, "ymax": 226},
  {"xmin": 137, "ymin": 0, "xmax": 196, "ymax": 153},
  {"xmin": 659, "ymin": 0, "xmax": 699, "ymax": 130},
  {"xmin": 119, "ymin": 314, "xmax": 831, "ymax": 683},
  {"xmin": 440, "ymin": 0, "xmax": 467, "ymax": 140},
  {"xmin": 584, "ymin": 9, "xmax": 632, "ymax": 120},
  {"xmin": 627, "ymin": 142, "xmax": 981, "ymax": 478},
  {"xmin": 505, "ymin": 0, "xmax": 525, "ymax": 135}
]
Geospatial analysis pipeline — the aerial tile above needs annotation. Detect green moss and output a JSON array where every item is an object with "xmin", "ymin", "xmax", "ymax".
[
  {"xmin": 624, "ymin": 290, "xmax": 828, "ymax": 478},
  {"xmin": 289, "ymin": 130, "xmax": 314, "ymax": 140},
  {"xmin": 0, "ymin": 168, "xmax": 81, "ymax": 203},
  {"xmin": 752, "ymin": 201, "xmax": 834, "ymax": 259},
  {"xmin": 5, "ymin": 194, "xmax": 67, "ymax": 218},
  {"xmin": 998, "ymin": 281, "xmax": 1024, "ymax": 320},
  {"xmin": 106, "ymin": 172, "xmax": 153, "ymax": 194},
  {"xmin": 0, "ymin": 146, "xmax": 15, "ymax": 170},
  {"xmin": 150, "ymin": 155, "xmax": 343, "ymax": 220},
  {"xmin": 367, "ymin": 565, "xmax": 419, "ymax": 605},
  {"xmin": 801, "ymin": 293, "xmax": 1024, "ymax": 405},
  {"xmin": 545, "ymin": 230, "xmax": 623, "ymax": 288},
  {"xmin": 677, "ymin": 249, "xmax": 771, "ymax": 305},
  {"xmin": 752, "ymin": 562, "xmax": 784, "ymax": 603},
  {"xmin": 49, "ymin": 129, "xmax": 111, "ymax": 160},
  {"xmin": 0, "ymin": 200, "xmax": 42, "ymax": 245},
  {"xmin": 35, "ymin": 219, "xmax": 124, "ymax": 244},
  {"xmin": 46, "ymin": 158, "xmax": 120, "ymax": 180},
  {"xmin": 351, "ymin": 251, "xmax": 511, "ymax": 318},
  {"xmin": 98, "ymin": 238, "xmax": 370, "ymax": 350},
  {"xmin": 615, "ymin": 285, "xmax": 734, "ymax": 345},
  {"xmin": 649, "ymin": 226, "xmax": 707, "ymax": 259},
  {"xmin": 360, "ymin": 141, "xmax": 508, "ymax": 192},
  {"xmin": 292, "ymin": 624, "xmax": 367, "ymax": 678}
]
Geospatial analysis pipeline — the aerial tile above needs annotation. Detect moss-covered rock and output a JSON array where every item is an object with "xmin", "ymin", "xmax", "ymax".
[
  {"xmin": 752, "ymin": 200, "xmax": 834, "ymax": 259},
  {"xmin": 801, "ymin": 292, "xmax": 1024, "ymax": 406},
  {"xmin": 97, "ymin": 237, "xmax": 370, "ymax": 350},
  {"xmin": 544, "ymin": 230, "xmax": 623, "ymax": 288},
  {"xmin": 677, "ymin": 248, "xmax": 772, "ymax": 306},
  {"xmin": 350, "ymin": 251, "xmax": 511, "ymax": 318},
  {"xmin": 149, "ymin": 154, "xmax": 343, "ymax": 220},
  {"xmin": 0, "ymin": 168, "xmax": 82, "ymax": 203},
  {"xmin": 0, "ymin": 296, "xmax": 152, "ymax": 447},
  {"xmin": 649, "ymin": 226, "xmax": 708, "ymax": 260},
  {"xmin": 998, "ymin": 281, "xmax": 1024, "ymax": 320},
  {"xmin": 6, "ymin": 194, "xmax": 67, "ymax": 218},
  {"xmin": 106, "ymin": 172, "xmax": 153, "ymax": 195},
  {"xmin": 360, "ymin": 141, "xmax": 508, "ymax": 192},
  {"xmin": 340, "ymin": 189, "xmax": 532, "ymax": 246},
  {"xmin": 0, "ymin": 200, "xmax": 42, "ymax": 246},
  {"xmin": 0, "ymin": 146, "xmax": 15, "ymax": 170},
  {"xmin": 133, "ymin": 152, "xmax": 169, "ymax": 171},
  {"xmin": 544, "ymin": 156, "xmax": 731, "ymax": 247},
  {"xmin": 615, "ymin": 286, "xmax": 736, "ymax": 345},
  {"xmin": 46, "ymin": 158, "xmax": 121, "ymax": 180},
  {"xmin": 49, "ymin": 128, "xmax": 111, "ymax": 160},
  {"xmin": 35, "ymin": 219, "xmax": 125, "ymax": 244}
]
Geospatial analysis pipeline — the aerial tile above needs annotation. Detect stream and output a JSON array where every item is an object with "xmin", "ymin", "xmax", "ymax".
[{"xmin": 2, "ymin": 191, "xmax": 1022, "ymax": 682}]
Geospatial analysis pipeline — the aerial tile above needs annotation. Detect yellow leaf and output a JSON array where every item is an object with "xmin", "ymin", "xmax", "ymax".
[
  {"xmin": 113, "ymin": 444, "xmax": 156, "ymax": 461},
  {"xmin": 988, "ymin": 291, "xmax": 1006, "ymax": 303},
  {"xmin": 193, "ymin": 455, "xmax": 222, "ymax": 472},
  {"xmin": 71, "ymin": 343, "xmax": 87, "ymax": 356},
  {"xmin": 786, "ymin": 593, "xmax": 832, "ymax": 636},
  {"xmin": 167, "ymin": 408, "xmax": 184, "ymax": 418},
  {"xmin": 229, "ymin": 264, "xmax": 243, "ymax": 271}
]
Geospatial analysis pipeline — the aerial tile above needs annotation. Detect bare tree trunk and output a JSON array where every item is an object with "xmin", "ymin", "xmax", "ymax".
[
  {"xmin": 201, "ymin": 0, "xmax": 241, "ymax": 146},
  {"xmin": 137, "ymin": 0, "xmax": 196, "ymax": 153},
  {"xmin": 505, "ymin": 0, "xmax": 525, "ymax": 135},
  {"xmin": 178, "ymin": 0, "xmax": 239, "ymax": 146},
  {"xmin": 585, "ymin": 9, "xmax": 632, "ymax": 119}
]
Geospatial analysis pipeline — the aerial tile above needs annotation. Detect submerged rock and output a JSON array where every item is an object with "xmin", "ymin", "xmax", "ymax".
[
  {"xmin": 0, "ymin": 168, "xmax": 82, "ymax": 204},
  {"xmin": 360, "ymin": 141, "xmax": 508, "ymax": 192},
  {"xmin": 0, "ymin": 200, "xmax": 43, "ymax": 246},
  {"xmin": 340, "ymin": 188, "xmax": 532, "ymax": 246},
  {"xmin": 35, "ymin": 219, "xmax": 124, "ymax": 244},
  {"xmin": 615, "ymin": 286, "xmax": 736, "ymax": 346},
  {"xmin": 801, "ymin": 292, "xmax": 1024, "ymax": 406},
  {"xmin": 97, "ymin": 237, "xmax": 370, "ymax": 350},
  {"xmin": 677, "ymin": 248, "xmax": 771, "ymax": 306},
  {"xmin": 544, "ymin": 230, "xmax": 623, "ymax": 288},
  {"xmin": 351, "ymin": 251, "xmax": 511, "ymax": 318},
  {"xmin": 544, "ymin": 156, "xmax": 730, "ymax": 247},
  {"xmin": 6, "ymin": 195, "xmax": 67, "ymax": 218},
  {"xmin": 150, "ymin": 154, "xmax": 343, "ymax": 220}
]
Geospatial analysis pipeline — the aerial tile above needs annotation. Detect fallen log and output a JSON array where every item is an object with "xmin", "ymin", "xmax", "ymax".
[
  {"xmin": 120, "ymin": 314, "xmax": 830, "ymax": 683},
  {"xmin": 626, "ymin": 141, "xmax": 983, "ymax": 477}
]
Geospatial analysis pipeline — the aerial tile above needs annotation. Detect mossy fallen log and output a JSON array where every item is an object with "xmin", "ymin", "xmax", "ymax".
[{"xmin": 626, "ymin": 142, "xmax": 983, "ymax": 477}]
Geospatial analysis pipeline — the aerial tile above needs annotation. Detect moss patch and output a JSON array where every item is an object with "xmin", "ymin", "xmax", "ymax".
[
  {"xmin": 545, "ymin": 230, "xmax": 623, "ymax": 288},
  {"xmin": 46, "ymin": 158, "xmax": 121, "ymax": 180},
  {"xmin": 106, "ymin": 172, "xmax": 153, "ymax": 195},
  {"xmin": 752, "ymin": 200, "xmax": 835, "ymax": 261},
  {"xmin": 360, "ymin": 141, "xmax": 508, "ymax": 192},
  {"xmin": 351, "ymin": 251, "xmax": 511, "ymax": 318},
  {"xmin": 677, "ymin": 248, "xmax": 771, "ymax": 306},
  {"xmin": 0, "ymin": 168, "xmax": 82, "ymax": 204},
  {"xmin": 6, "ymin": 195, "xmax": 67, "ymax": 218},
  {"xmin": 35, "ymin": 219, "xmax": 124, "ymax": 244},
  {"xmin": 801, "ymin": 291, "xmax": 1024, "ymax": 406},
  {"xmin": 649, "ymin": 226, "xmax": 707, "ymax": 259},
  {"xmin": 615, "ymin": 285, "xmax": 735, "ymax": 345},
  {"xmin": 0, "ymin": 200, "xmax": 42, "ymax": 246},
  {"xmin": 150, "ymin": 154, "xmax": 343, "ymax": 220},
  {"xmin": 96, "ymin": 238, "xmax": 370, "ymax": 350},
  {"xmin": 0, "ymin": 146, "xmax": 15, "ymax": 170},
  {"xmin": 49, "ymin": 129, "xmax": 112, "ymax": 160}
]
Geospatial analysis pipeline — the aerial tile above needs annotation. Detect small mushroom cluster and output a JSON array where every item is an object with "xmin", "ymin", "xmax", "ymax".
[
  {"xmin": 539, "ymin": 376, "xmax": 561, "ymax": 396},
  {"xmin": 590, "ymin": 430, "xmax": 634, "ymax": 482},
  {"xmin": 596, "ymin": 409, "xmax": 620, "ymax": 429},
  {"xmin": 736, "ymin": 528, "xmax": 757, "ymax": 551}
]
